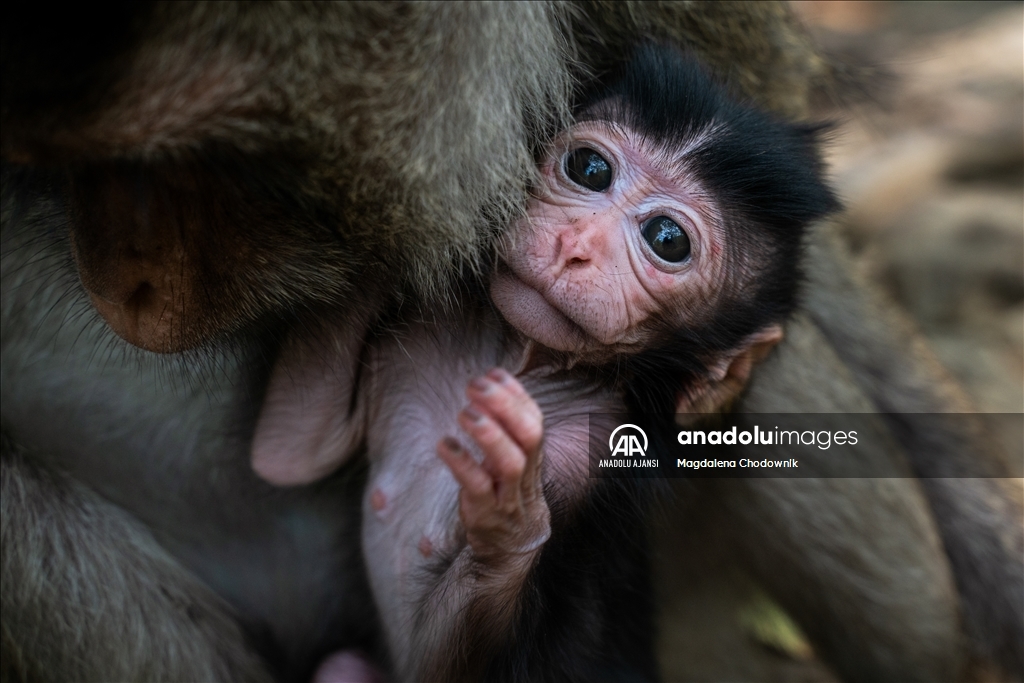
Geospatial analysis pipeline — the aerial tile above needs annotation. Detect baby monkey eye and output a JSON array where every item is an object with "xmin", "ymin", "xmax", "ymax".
[
  {"xmin": 642, "ymin": 216, "xmax": 691, "ymax": 263},
  {"xmin": 564, "ymin": 147, "xmax": 612, "ymax": 192}
]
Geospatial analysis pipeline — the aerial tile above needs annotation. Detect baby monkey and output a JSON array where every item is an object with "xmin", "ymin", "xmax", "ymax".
[{"xmin": 252, "ymin": 45, "xmax": 835, "ymax": 682}]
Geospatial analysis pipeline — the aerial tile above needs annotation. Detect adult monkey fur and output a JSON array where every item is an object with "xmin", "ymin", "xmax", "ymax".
[{"xmin": 0, "ymin": 2, "xmax": 1020, "ymax": 682}]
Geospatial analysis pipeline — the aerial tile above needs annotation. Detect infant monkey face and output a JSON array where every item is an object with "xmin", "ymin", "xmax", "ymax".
[{"xmin": 491, "ymin": 120, "xmax": 727, "ymax": 359}]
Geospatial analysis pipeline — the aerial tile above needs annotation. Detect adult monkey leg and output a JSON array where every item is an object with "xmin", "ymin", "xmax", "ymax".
[
  {"xmin": 728, "ymin": 314, "xmax": 966, "ymax": 682},
  {"xmin": 653, "ymin": 314, "xmax": 966, "ymax": 683},
  {"xmin": 804, "ymin": 224, "xmax": 1024, "ymax": 678},
  {"xmin": 0, "ymin": 439, "xmax": 272, "ymax": 683}
]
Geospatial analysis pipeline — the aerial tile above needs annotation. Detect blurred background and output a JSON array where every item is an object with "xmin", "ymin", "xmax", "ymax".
[
  {"xmin": 657, "ymin": 3, "xmax": 1023, "ymax": 681},
  {"xmin": 801, "ymin": 0, "xmax": 1023, "ymax": 423}
]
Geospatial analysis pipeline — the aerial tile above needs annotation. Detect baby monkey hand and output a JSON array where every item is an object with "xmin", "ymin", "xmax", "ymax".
[{"xmin": 437, "ymin": 368, "xmax": 551, "ymax": 563}]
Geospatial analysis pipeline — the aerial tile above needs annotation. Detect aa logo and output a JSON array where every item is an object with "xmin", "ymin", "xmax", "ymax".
[{"xmin": 609, "ymin": 424, "xmax": 648, "ymax": 458}]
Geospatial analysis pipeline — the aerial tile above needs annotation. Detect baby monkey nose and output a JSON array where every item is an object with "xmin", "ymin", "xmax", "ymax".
[
  {"xmin": 554, "ymin": 220, "xmax": 600, "ymax": 270},
  {"xmin": 552, "ymin": 232, "xmax": 588, "ymax": 268},
  {"xmin": 566, "ymin": 256, "xmax": 589, "ymax": 269}
]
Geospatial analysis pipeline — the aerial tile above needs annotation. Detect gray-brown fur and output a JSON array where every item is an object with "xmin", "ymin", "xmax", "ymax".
[
  {"xmin": 800, "ymin": 224, "xmax": 1024, "ymax": 677},
  {"xmin": 653, "ymin": 304, "xmax": 979, "ymax": 682},
  {"xmin": 1, "ymin": 2, "xmax": 1020, "ymax": 682},
  {"xmin": 730, "ymin": 313, "xmax": 966, "ymax": 681},
  {"xmin": 0, "ymin": 437, "xmax": 273, "ymax": 683},
  {"xmin": 3, "ymin": 2, "xmax": 574, "ymax": 351},
  {"xmin": 567, "ymin": 1, "xmax": 832, "ymax": 120},
  {"xmin": 1, "ymin": 176, "xmax": 383, "ymax": 682}
]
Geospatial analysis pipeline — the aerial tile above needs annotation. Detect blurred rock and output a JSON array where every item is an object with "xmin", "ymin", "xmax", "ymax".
[
  {"xmin": 821, "ymin": 3, "xmax": 1024, "ymax": 415},
  {"xmin": 869, "ymin": 190, "xmax": 1023, "ymax": 332}
]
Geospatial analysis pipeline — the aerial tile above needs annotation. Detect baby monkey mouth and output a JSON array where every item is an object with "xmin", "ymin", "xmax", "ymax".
[
  {"xmin": 491, "ymin": 260, "xmax": 593, "ymax": 354},
  {"xmin": 491, "ymin": 261, "xmax": 643, "ymax": 368}
]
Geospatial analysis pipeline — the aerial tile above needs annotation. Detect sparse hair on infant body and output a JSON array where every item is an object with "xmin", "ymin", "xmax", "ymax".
[{"xmin": 252, "ymin": 44, "xmax": 837, "ymax": 681}]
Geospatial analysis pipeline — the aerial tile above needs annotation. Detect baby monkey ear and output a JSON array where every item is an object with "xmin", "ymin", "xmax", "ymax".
[{"xmin": 676, "ymin": 325, "xmax": 785, "ymax": 415}]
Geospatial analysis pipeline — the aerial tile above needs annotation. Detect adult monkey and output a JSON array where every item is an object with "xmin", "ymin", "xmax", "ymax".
[{"xmin": 1, "ymin": 3, "xmax": 1020, "ymax": 683}]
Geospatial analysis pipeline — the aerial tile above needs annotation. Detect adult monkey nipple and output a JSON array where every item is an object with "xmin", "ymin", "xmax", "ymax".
[{"xmin": 69, "ymin": 164, "xmax": 215, "ymax": 352}]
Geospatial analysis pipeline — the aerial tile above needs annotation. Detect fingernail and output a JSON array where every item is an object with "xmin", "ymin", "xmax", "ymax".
[
  {"xmin": 488, "ymin": 368, "xmax": 510, "ymax": 383},
  {"xmin": 469, "ymin": 376, "xmax": 490, "ymax": 392},
  {"xmin": 442, "ymin": 436, "xmax": 462, "ymax": 453},
  {"xmin": 462, "ymin": 405, "xmax": 485, "ymax": 423}
]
